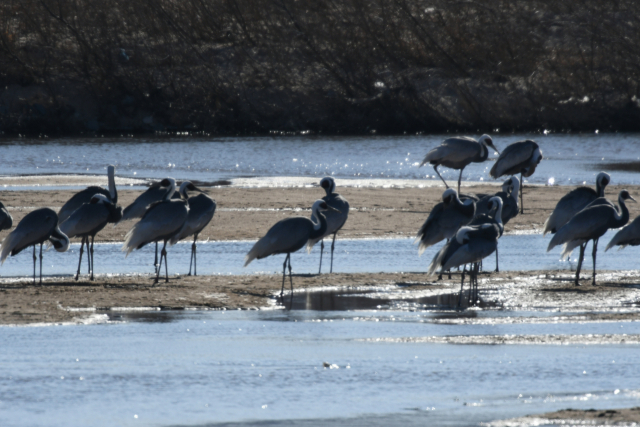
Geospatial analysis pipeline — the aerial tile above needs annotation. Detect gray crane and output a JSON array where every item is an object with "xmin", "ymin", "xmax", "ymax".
[
  {"xmin": 58, "ymin": 165, "xmax": 118, "ymax": 224},
  {"xmin": 59, "ymin": 194, "xmax": 122, "ymax": 281},
  {"xmin": 490, "ymin": 140, "xmax": 542, "ymax": 214},
  {"xmin": 544, "ymin": 172, "xmax": 611, "ymax": 279},
  {"xmin": 0, "ymin": 201, "xmax": 13, "ymax": 232},
  {"xmin": 473, "ymin": 176, "xmax": 518, "ymax": 271},
  {"xmin": 427, "ymin": 197, "xmax": 503, "ymax": 307},
  {"xmin": 175, "ymin": 181, "xmax": 216, "ymax": 276},
  {"xmin": 244, "ymin": 200, "xmax": 339, "ymax": 300},
  {"xmin": 547, "ymin": 190, "xmax": 635, "ymax": 286},
  {"xmin": 605, "ymin": 215, "xmax": 640, "ymax": 252},
  {"xmin": 306, "ymin": 177, "xmax": 350, "ymax": 274},
  {"xmin": 415, "ymin": 188, "xmax": 475, "ymax": 255},
  {"xmin": 420, "ymin": 135, "xmax": 500, "ymax": 193},
  {"xmin": 120, "ymin": 177, "xmax": 178, "ymax": 271},
  {"xmin": 122, "ymin": 178, "xmax": 189, "ymax": 284},
  {"xmin": 0, "ymin": 208, "xmax": 70, "ymax": 284}
]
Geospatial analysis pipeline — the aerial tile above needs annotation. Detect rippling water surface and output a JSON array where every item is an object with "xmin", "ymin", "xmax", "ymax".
[
  {"xmin": 1, "ymin": 133, "xmax": 640, "ymax": 186},
  {"xmin": 1, "ymin": 309, "xmax": 640, "ymax": 427},
  {"xmin": 0, "ymin": 233, "xmax": 638, "ymax": 279}
]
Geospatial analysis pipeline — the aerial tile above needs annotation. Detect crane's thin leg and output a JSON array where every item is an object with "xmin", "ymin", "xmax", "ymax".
[
  {"xmin": 433, "ymin": 165, "xmax": 449, "ymax": 189},
  {"xmin": 474, "ymin": 263, "xmax": 480, "ymax": 305},
  {"xmin": 330, "ymin": 233, "xmax": 337, "ymax": 274},
  {"xmin": 458, "ymin": 265, "xmax": 466, "ymax": 307},
  {"xmin": 457, "ymin": 168, "xmax": 464, "ymax": 194},
  {"xmin": 162, "ymin": 241, "xmax": 169, "ymax": 283},
  {"xmin": 288, "ymin": 255, "xmax": 294, "ymax": 306},
  {"xmin": 154, "ymin": 242, "xmax": 164, "ymax": 285},
  {"xmin": 318, "ymin": 240, "xmax": 324, "ymax": 274},
  {"xmin": 575, "ymin": 243, "xmax": 586, "ymax": 286},
  {"xmin": 85, "ymin": 238, "xmax": 90, "ymax": 275},
  {"xmin": 154, "ymin": 241, "xmax": 159, "ymax": 273},
  {"xmin": 90, "ymin": 236, "xmax": 95, "ymax": 281},
  {"xmin": 39, "ymin": 243, "xmax": 43, "ymax": 285},
  {"xmin": 193, "ymin": 236, "xmax": 198, "ymax": 276},
  {"xmin": 188, "ymin": 236, "xmax": 195, "ymax": 276},
  {"xmin": 592, "ymin": 238, "xmax": 599, "ymax": 286},
  {"xmin": 281, "ymin": 254, "xmax": 288, "ymax": 299},
  {"xmin": 75, "ymin": 237, "xmax": 85, "ymax": 281},
  {"xmin": 495, "ymin": 245, "xmax": 499, "ymax": 273},
  {"xmin": 32, "ymin": 245, "xmax": 37, "ymax": 285},
  {"xmin": 520, "ymin": 173, "xmax": 524, "ymax": 214}
]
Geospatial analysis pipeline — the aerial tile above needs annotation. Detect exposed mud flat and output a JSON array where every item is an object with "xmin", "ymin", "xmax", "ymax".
[
  {"xmin": 1, "ymin": 269, "xmax": 640, "ymax": 326},
  {"xmin": 2, "ymin": 179, "xmax": 640, "ymax": 243},
  {"xmin": 488, "ymin": 407, "xmax": 640, "ymax": 426}
]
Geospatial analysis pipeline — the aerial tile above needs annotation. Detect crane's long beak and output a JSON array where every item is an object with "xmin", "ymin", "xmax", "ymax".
[
  {"xmin": 629, "ymin": 195, "xmax": 637, "ymax": 203},
  {"xmin": 492, "ymin": 145, "xmax": 501, "ymax": 156},
  {"xmin": 327, "ymin": 206, "xmax": 340, "ymax": 213}
]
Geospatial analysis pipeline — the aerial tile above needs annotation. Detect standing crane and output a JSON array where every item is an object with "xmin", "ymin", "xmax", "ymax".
[
  {"xmin": 306, "ymin": 177, "xmax": 349, "ymax": 274},
  {"xmin": 1, "ymin": 208, "xmax": 70, "ymax": 284},
  {"xmin": 490, "ymin": 140, "xmax": 542, "ymax": 214},
  {"xmin": 547, "ymin": 190, "xmax": 635, "ymax": 286},
  {"xmin": 420, "ymin": 135, "xmax": 500, "ymax": 193},
  {"xmin": 245, "ymin": 200, "xmax": 339, "ymax": 300}
]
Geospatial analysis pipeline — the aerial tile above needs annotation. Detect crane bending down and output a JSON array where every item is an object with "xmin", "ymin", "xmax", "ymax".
[
  {"xmin": 547, "ymin": 190, "xmax": 635, "ymax": 286},
  {"xmin": 120, "ymin": 178, "xmax": 177, "ymax": 273},
  {"xmin": 59, "ymin": 194, "xmax": 122, "ymax": 281},
  {"xmin": 544, "ymin": 172, "xmax": 611, "ymax": 280},
  {"xmin": 245, "ymin": 200, "xmax": 339, "ymax": 300},
  {"xmin": 175, "ymin": 181, "xmax": 216, "ymax": 276},
  {"xmin": 420, "ymin": 135, "xmax": 500, "ymax": 194},
  {"xmin": 0, "ymin": 208, "xmax": 70, "ymax": 284},
  {"xmin": 415, "ymin": 188, "xmax": 476, "ymax": 255},
  {"xmin": 122, "ymin": 178, "xmax": 189, "ymax": 284},
  {"xmin": 490, "ymin": 140, "xmax": 542, "ymax": 214},
  {"xmin": 58, "ymin": 165, "xmax": 118, "ymax": 224},
  {"xmin": 427, "ymin": 197, "xmax": 503, "ymax": 307},
  {"xmin": 306, "ymin": 177, "xmax": 349, "ymax": 274}
]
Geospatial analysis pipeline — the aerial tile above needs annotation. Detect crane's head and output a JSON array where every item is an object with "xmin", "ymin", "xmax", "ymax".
[
  {"xmin": 442, "ymin": 188, "xmax": 457, "ymax": 204},
  {"xmin": 319, "ymin": 177, "xmax": 336, "ymax": 195},
  {"xmin": 179, "ymin": 181, "xmax": 202, "ymax": 199},
  {"xmin": 90, "ymin": 194, "xmax": 111, "ymax": 205},
  {"xmin": 479, "ymin": 134, "xmax": 500, "ymax": 155},
  {"xmin": 596, "ymin": 172, "xmax": 611, "ymax": 188},
  {"xmin": 160, "ymin": 178, "xmax": 177, "ymax": 201},
  {"xmin": 620, "ymin": 190, "xmax": 636, "ymax": 203},
  {"xmin": 312, "ymin": 199, "xmax": 340, "ymax": 214},
  {"xmin": 50, "ymin": 227, "xmax": 70, "ymax": 253}
]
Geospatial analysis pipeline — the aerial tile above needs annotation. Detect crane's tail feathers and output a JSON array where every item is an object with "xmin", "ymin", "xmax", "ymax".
[
  {"xmin": 427, "ymin": 245, "xmax": 447, "ymax": 276},
  {"xmin": 560, "ymin": 240, "xmax": 582, "ymax": 260},
  {"xmin": 244, "ymin": 237, "xmax": 269, "ymax": 267},
  {"xmin": 542, "ymin": 217, "xmax": 552, "ymax": 236},
  {"xmin": 0, "ymin": 231, "xmax": 19, "ymax": 265},
  {"xmin": 306, "ymin": 237, "xmax": 321, "ymax": 253},
  {"xmin": 417, "ymin": 241, "xmax": 428, "ymax": 257},
  {"xmin": 605, "ymin": 235, "xmax": 626, "ymax": 252}
]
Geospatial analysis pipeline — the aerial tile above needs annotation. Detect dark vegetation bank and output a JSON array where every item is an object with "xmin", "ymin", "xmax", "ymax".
[{"xmin": 1, "ymin": 0, "xmax": 640, "ymax": 135}]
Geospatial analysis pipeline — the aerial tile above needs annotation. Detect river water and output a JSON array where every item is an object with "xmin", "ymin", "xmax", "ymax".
[
  {"xmin": 2, "ymin": 134, "xmax": 640, "ymax": 426},
  {"xmin": 1, "ymin": 133, "xmax": 640, "ymax": 186}
]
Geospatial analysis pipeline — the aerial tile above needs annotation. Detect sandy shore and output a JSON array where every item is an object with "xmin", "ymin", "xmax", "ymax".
[
  {"xmin": 1, "ymin": 178, "xmax": 640, "ymax": 325},
  {"xmin": 3, "ymin": 181, "xmax": 640, "ymax": 243},
  {"xmin": 493, "ymin": 407, "xmax": 640, "ymax": 426}
]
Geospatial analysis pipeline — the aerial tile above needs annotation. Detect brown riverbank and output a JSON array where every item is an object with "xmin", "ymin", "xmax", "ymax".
[
  {"xmin": 494, "ymin": 407, "xmax": 640, "ymax": 426},
  {"xmin": 3, "ymin": 182, "xmax": 640, "ymax": 243}
]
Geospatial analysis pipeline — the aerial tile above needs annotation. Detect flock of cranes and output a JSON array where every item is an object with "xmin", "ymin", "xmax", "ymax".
[{"xmin": 0, "ymin": 134, "xmax": 639, "ymax": 307}]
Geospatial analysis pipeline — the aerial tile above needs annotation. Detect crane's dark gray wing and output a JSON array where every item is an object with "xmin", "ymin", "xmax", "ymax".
[
  {"xmin": 606, "ymin": 216, "xmax": 640, "ymax": 251},
  {"xmin": 490, "ymin": 141, "xmax": 536, "ymax": 178},
  {"xmin": 59, "ymin": 204, "xmax": 110, "ymax": 238},
  {"xmin": 58, "ymin": 186, "xmax": 110, "ymax": 224},
  {"xmin": 123, "ymin": 200, "xmax": 188, "ymax": 254},
  {"xmin": 178, "ymin": 194, "xmax": 216, "ymax": 240},
  {"xmin": 422, "ymin": 138, "xmax": 480, "ymax": 166},
  {"xmin": 245, "ymin": 217, "xmax": 313, "ymax": 266},
  {"xmin": 543, "ymin": 187, "xmax": 598, "ymax": 235},
  {"xmin": 1, "ymin": 208, "xmax": 57, "ymax": 262},
  {"xmin": 0, "ymin": 202, "xmax": 13, "ymax": 231}
]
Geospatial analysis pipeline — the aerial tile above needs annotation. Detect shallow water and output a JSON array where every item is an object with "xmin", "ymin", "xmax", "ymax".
[
  {"xmin": 1, "ymin": 133, "xmax": 640, "ymax": 187},
  {"xmin": 1, "ymin": 309, "xmax": 639, "ymax": 427},
  {"xmin": 0, "ymin": 232, "xmax": 638, "ymax": 280}
]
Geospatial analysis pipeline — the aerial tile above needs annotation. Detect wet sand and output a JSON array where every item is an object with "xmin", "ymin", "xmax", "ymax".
[
  {"xmin": 3, "ymin": 182, "xmax": 640, "ymax": 243},
  {"xmin": 494, "ymin": 407, "xmax": 640, "ymax": 426},
  {"xmin": 1, "ymin": 179, "xmax": 640, "ymax": 326},
  {"xmin": 1, "ymin": 270, "xmax": 639, "ymax": 326}
]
